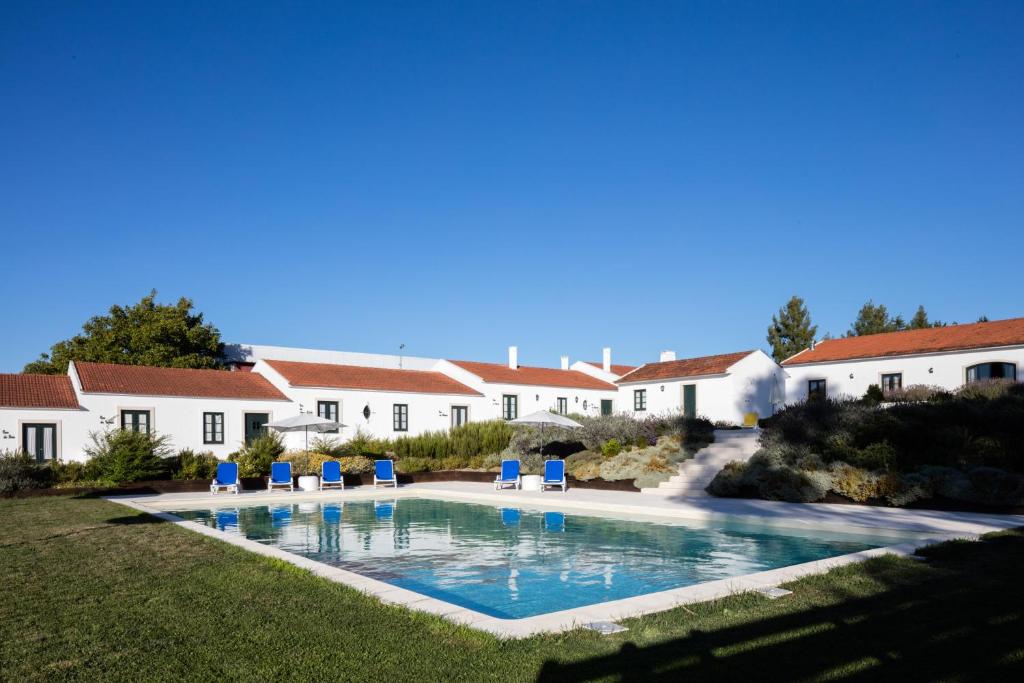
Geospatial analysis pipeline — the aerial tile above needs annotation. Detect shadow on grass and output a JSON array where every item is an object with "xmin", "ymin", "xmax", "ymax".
[
  {"xmin": 105, "ymin": 514, "xmax": 166, "ymax": 526},
  {"xmin": 537, "ymin": 532, "xmax": 1024, "ymax": 682}
]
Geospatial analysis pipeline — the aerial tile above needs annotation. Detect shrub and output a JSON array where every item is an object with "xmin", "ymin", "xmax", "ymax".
[
  {"xmin": 336, "ymin": 456, "xmax": 374, "ymax": 474},
  {"xmin": 278, "ymin": 451, "xmax": 333, "ymax": 476},
  {"xmin": 172, "ymin": 449, "xmax": 219, "ymax": 480},
  {"xmin": 956, "ymin": 379, "xmax": 1017, "ymax": 401},
  {"xmin": 84, "ymin": 429, "xmax": 173, "ymax": 483},
  {"xmin": 396, "ymin": 457, "xmax": 434, "ymax": 474},
  {"xmin": 601, "ymin": 438, "xmax": 622, "ymax": 457},
  {"xmin": 598, "ymin": 449, "xmax": 674, "ymax": 484},
  {"xmin": 229, "ymin": 432, "xmax": 285, "ymax": 477},
  {"xmin": 467, "ymin": 455, "xmax": 485, "ymax": 469},
  {"xmin": 828, "ymin": 462, "xmax": 880, "ymax": 502},
  {"xmin": 439, "ymin": 455, "xmax": 468, "ymax": 470},
  {"xmin": 481, "ymin": 453, "xmax": 503, "ymax": 471},
  {"xmin": 50, "ymin": 460, "xmax": 88, "ymax": 485},
  {"xmin": 885, "ymin": 384, "xmax": 948, "ymax": 403},
  {"xmin": 309, "ymin": 436, "xmax": 346, "ymax": 457},
  {"xmin": 706, "ymin": 461, "xmax": 748, "ymax": 497},
  {"xmin": 565, "ymin": 451, "xmax": 602, "ymax": 480},
  {"xmin": 863, "ymin": 384, "xmax": 885, "ymax": 404},
  {"xmin": 0, "ymin": 450, "xmax": 51, "ymax": 493},
  {"xmin": 340, "ymin": 429, "xmax": 392, "ymax": 457}
]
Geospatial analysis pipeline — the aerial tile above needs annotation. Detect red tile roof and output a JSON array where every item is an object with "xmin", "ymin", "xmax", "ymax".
[
  {"xmin": 584, "ymin": 361, "xmax": 638, "ymax": 376},
  {"xmin": 0, "ymin": 374, "xmax": 80, "ymax": 409},
  {"xmin": 616, "ymin": 351, "xmax": 754, "ymax": 383},
  {"xmin": 75, "ymin": 362, "xmax": 288, "ymax": 400},
  {"xmin": 265, "ymin": 360, "xmax": 482, "ymax": 395},
  {"xmin": 782, "ymin": 317, "xmax": 1024, "ymax": 366},
  {"xmin": 448, "ymin": 360, "xmax": 617, "ymax": 390}
]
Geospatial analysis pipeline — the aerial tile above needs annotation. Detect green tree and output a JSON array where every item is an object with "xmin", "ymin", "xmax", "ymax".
[
  {"xmin": 767, "ymin": 296, "xmax": 818, "ymax": 363},
  {"xmin": 847, "ymin": 300, "xmax": 905, "ymax": 337},
  {"xmin": 24, "ymin": 290, "xmax": 224, "ymax": 374},
  {"xmin": 908, "ymin": 305, "xmax": 930, "ymax": 330}
]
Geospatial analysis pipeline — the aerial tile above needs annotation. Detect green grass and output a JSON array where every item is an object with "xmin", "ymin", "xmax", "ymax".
[{"xmin": 1, "ymin": 497, "xmax": 1022, "ymax": 682}]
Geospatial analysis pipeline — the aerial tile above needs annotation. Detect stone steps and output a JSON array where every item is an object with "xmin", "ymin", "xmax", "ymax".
[{"xmin": 641, "ymin": 429, "xmax": 761, "ymax": 498}]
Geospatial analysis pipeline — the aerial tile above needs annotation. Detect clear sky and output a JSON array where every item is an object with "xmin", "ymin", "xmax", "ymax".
[{"xmin": 2, "ymin": 1, "xmax": 1022, "ymax": 373}]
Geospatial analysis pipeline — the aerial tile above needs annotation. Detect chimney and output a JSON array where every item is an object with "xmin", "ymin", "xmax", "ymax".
[
  {"xmin": 660, "ymin": 350, "xmax": 676, "ymax": 363},
  {"xmin": 508, "ymin": 346, "xmax": 518, "ymax": 369},
  {"xmin": 560, "ymin": 355, "xmax": 569, "ymax": 370},
  {"xmin": 602, "ymin": 347, "xmax": 612, "ymax": 373}
]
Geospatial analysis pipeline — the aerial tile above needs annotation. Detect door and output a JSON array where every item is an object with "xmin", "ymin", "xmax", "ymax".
[
  {"xmin": 600, "ymin": 399, "xmax": 613, "ymax": 416},
  {"xmin": 244, "ymin": 413, "xmax": 270, "ymax": 444},
  {"xmin": 682, "ymin": 384, "xmax": 697, "ymax": 419},
  {"xmin": 451, "ymin": 406, "xmax": 469, "ymax": 428},
  {"xmin": 22, "ymin": 423, "xmax": 57, "ymax": 462}
]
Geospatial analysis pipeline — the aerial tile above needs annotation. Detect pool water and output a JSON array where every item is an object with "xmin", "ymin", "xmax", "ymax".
[{"xmin": 171, "ymin": 498, "xmax": 894, "ymax": 619}]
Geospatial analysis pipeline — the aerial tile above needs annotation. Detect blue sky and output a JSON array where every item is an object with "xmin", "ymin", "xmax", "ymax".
[{"xmin": 2, "ymin": 1, "xmax": 1022, "ymax": 372}]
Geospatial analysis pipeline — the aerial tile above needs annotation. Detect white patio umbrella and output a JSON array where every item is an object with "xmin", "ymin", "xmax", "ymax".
[
  {"xmin": 508, "ymin": 410, "xmax": 583, "ymax": 458},
  {"xmin": 264, "ymin": 414, "xmax": 346, "ymax": 455}
]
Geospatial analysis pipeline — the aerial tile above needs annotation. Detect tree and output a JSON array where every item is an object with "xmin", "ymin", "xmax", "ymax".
[
  {"xmin": 24, "ymin": 290, "xmax": 225, "ymax": 375},
  {"xmin": 767, "ymin": 296, "xmax": 818, "ymax": 363},
  {"xmin": 846, "ymin": 300, "xmax": 905, "ymax": 337},
  {"xmin": 908, "ymin": 305, "xmax": 930, "ymax": 330}
]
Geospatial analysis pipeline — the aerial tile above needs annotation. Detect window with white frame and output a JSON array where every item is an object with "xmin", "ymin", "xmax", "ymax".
[
  {"xmin": 634, "ymin": 389, "xmax": 647, "ymax": 411},
  {"xmin": 393, "ymin": 404, "xmax": 408, "ymax": 432}
]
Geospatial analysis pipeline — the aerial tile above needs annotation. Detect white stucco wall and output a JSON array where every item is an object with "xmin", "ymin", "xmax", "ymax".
[
  {"xmin": 254, "ymin": 361, "xmax": 490, "ymax": 439},
  {"xmin": 0, "ymin": 407, "xmax": 83, "ymax": 462},
  {"xmin": 782, "ymin": 345, "xmax": 1024, "ymax": 402},
  {"xmin": 616, "ymin": 351, "xmax": 784, "ymax": 425}
]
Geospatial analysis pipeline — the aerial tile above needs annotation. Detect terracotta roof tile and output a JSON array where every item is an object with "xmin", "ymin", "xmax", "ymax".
[
  {"xmin": 583, "ymin": 362, "xmax": 638, "ymax": 376},
  {"xmin": 616, "ymin": 351, "xmax": 753, "ymax": 383},
  {"xmin": 0, "ymin": 374, "xmax": 80, "ymax": 409},
  {"xmin": 266, "ymin": 360, "xmax": 482, "ymax": 395},
  {"xmin": 448, "ymin": 360, "xmax": 617, "ymax": 390},
  {"xmin": 782, "ymin": 317, "xmax": 1024, "ymax": 365},
  {"xmin": 75, "ymin": 362, "xmax": 288, "ymax": 400}
]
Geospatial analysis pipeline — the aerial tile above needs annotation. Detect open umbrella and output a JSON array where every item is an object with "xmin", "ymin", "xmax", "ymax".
[
  {"xmin": 264, "ymin": 414, "xmax": 346, "ymax": 455},
  {"xmin": 508, "ymin": 410, "xmax": 583, "ymax": 458}
]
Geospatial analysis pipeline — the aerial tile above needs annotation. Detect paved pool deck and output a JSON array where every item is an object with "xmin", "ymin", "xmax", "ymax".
[{"xmin": 108, "ymin": 483, "xmax": 1024, "ymax": 638}]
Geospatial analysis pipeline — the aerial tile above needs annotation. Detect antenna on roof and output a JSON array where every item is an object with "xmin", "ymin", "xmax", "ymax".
[{"xmin": 399, "ymin": 343, "xmax": 405, "ymax": 369}]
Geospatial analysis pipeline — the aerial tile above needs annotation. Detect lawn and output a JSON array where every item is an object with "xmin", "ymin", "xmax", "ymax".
[{"xmin": 1, "ymin": 497, "xmax": 1022, "ymax": 682}]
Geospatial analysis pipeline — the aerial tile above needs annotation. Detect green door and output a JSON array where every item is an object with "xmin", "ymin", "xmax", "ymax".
[
  {"xmin": 682, "ymin": 384, "xmax": 697, "ymax": 419},
  {"xmin": 600, "ymin": 400, "xmax": 613, "ymax": 416},
  {"xmin": 22, "ymin": 423, "xmax": 57, "ymax": 462},
  {"xmin": 244, "ymin": 413, "xmax": 269, "ymax": 444}
]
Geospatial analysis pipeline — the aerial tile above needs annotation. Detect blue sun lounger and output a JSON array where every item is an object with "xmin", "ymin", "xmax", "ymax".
[
  {"xmin": 210, "ymin": 462, "xmax": 240, "ymax": 495},
  {"xmin": 373, "ymin": 459, "xmax": 398, "ymax": 488},
  {"xmin": 267, "ymin": 462, "xmax": 293, "ymax": 492},
  {"xmin": 494, "ymin": 460, "xmax": 521, "ymax": 490},
  {"xmin": 542, "ymin": 459, "xmax": 567, "ymax": 492},
  {"xmin": 320, "ymin": 460, "xmax": 345, "ymax": 491}
]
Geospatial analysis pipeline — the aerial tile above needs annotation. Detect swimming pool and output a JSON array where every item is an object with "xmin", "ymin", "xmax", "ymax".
[{"xmin": 169, "ymin": 497, "xmax": 906, "ymax": 619}]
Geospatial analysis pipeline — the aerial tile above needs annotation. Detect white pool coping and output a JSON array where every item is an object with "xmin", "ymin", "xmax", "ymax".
[{"xmin": 106, "ymin": 483, "xmax": 1024, "ymax": 638}]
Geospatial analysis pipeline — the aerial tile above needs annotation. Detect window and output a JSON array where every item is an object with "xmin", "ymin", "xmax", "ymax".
[
  {"xmin": 502, "ymin": 394, "xmax": 518, "ymax": 421},
  {"xmin": 880, "ymin": 373, "xmax": 902, "ymax": 394},
  {"xmin": 451, "ymin": 405, "xmax": 469, "ymax": 428},
  {"xmin": 22, "ymin": 423, "xmax": 57, "ymax": 462},
  {"xmin": 393, "ymin": 404, "xmax": 408, "ymax": 432},
  {"xmin": 601, "ymin": 399, "xmax": 613, "ymax": 416},
  {"xmin": 121, "ymin": 410, "xmax": 151, "ymax": 434},
  {"xmin": 556, "ymin": 397, "xmax": 568, "ymax": 415},
  {"xmin": 966, "ymin": 362, "xmax": 1017, "ymax": 383},
  {"xmin": 634, "ymin": 389, "xmax": 647, "ymax": 411},
  {"xmin": 807, "ymin": 379, "xmax": 827, "ymax": 400},
  {"xmin": 203, "ymin": 412, "xmax": 224, "ymax": 444},
  {"xmin": 317, "ymin": 400, "xmax": 339, "ymax": 433}
]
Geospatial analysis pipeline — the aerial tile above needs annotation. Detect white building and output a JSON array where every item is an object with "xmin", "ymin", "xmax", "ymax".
[
  {"xmin": 781, "ymin": 317, "xmax": 1024, "ymax": 402},
  {"xmin": 615, "ymin": 350, "xmax": 785, "ymax": 424}
]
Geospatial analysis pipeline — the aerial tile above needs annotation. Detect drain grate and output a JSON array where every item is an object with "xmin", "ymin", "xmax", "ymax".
[
  {"xmin": 583, "ymin": 621, "xmax": 629, "ymax": 635},
  {"xmin": 754, "ymin": 587, "xmax": 793, "ymax": 600}
]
